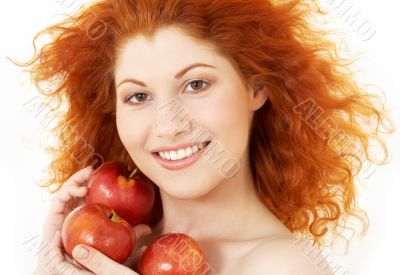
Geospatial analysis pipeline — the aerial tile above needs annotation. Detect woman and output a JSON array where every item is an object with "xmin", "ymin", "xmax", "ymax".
[{"xmin": 17, "ymin": 0, "xmax": 391, "ymax": 274}]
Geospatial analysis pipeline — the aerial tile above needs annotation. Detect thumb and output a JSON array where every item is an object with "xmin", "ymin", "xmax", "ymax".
[{"xmin": 72, "ymin": 245, "xmax": 138, "ymax": 275}]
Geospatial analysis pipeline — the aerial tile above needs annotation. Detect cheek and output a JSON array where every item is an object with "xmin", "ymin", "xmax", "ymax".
[
  {"xmin": 203, "ymin": 89, "xmax": 249, "ymax": 135},
  {"xmin": 116, "ymin": 111, "xmax": 148, "ymax": 152},
  {"xmin": 191, "ymin": 88, "xmax": 250, "ymax": 164}
]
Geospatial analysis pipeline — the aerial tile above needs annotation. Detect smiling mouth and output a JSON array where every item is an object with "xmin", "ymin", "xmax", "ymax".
[
  {"xmin": 151, "ymin": 140, "xmax": 212, "ymax": 170},
  {"xmin": 152, "ymin": 140, "xmax": 211, "ymax": 161}
]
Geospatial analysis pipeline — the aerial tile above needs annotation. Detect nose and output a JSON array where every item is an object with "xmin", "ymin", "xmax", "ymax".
[{"xmin": 153, "ymin": 107, "xmax": 192, "ymax": 138}]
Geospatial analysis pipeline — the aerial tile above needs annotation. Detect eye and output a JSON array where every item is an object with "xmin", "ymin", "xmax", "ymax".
[
  {"xmin": 184, "ymin": 79, "xmax": 210, "ymax": 94},
  {"xmin": 124, "ymin": 92, "xmax": 150, "ymax": 105}
]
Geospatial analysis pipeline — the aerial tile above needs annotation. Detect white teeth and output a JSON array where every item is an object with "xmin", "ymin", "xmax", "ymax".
[
  {"xmin": 170, "ymin": 151, "xmax": 178, "ymax": 160},
  {"xmin": 177, "ymin": 148, "xmax": 186, "ymax": 159},
  {"xmin": 185, "ymin": 147, "xmax": 193, "ymax": 157},
  {"xmin": 157, "ymin": 141, "xmax": 208, "ymax": 160}
]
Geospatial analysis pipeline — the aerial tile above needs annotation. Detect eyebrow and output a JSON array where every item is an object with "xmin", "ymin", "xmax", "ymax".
[{"xmin": 116, "ymin": 63, "xmax": 216, "ymax": 89}]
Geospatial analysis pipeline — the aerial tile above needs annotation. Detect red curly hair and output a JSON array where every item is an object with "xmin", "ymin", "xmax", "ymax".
[{"xmin": 13, "ymin": 0, "xmax": 394, "ymax": 253}]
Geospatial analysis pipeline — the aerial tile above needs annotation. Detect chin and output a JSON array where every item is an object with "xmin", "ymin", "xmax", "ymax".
[{"xmin": 161, "ymin": 179, "xmax": 219, "ymax": 200}]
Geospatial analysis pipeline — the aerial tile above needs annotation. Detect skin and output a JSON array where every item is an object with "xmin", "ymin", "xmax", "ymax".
[{"xmin": 34, "ymin": 25, "xmax": 330, "ymax": 275}]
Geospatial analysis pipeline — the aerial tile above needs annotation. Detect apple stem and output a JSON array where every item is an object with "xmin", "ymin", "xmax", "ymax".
[{"xmin": 129, "ymin": 167, "xmax": 138, "ymax": 179}]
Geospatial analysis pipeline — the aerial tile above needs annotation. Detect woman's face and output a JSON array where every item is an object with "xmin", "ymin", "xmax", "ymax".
[{"xmin": 114, "ymin": 26, "xmax": 266, "ymax": 199}]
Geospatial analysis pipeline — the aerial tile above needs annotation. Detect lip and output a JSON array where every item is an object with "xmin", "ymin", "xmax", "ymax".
[
  {"xmin": 150, "ymin": 141, "xmax": 209, "ymax": 154},
  {"xmin": 152, "ymin": 141, "xmax": 211, "ymax": 170}
]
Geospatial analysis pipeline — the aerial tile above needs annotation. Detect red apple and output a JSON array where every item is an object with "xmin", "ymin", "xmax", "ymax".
[
  {"xmin": 138, "ymin": 233, "xmax": 211, "ymax": 275},
  {"xmin": 86, "ymin": 161, "xmax": 155, "ymax": 226},
  {"xmin": 61, "ymin": 203, "xmax": 135, "ymax": 264}
]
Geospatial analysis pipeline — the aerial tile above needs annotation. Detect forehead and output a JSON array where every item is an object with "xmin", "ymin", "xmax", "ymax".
[{"xmin": 114, "ymin": 26, "xmax": 223, "ymax": 79}]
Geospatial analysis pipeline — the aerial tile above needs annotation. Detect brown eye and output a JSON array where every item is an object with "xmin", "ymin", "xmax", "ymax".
[
  {"xmin": 185, "ymin": 79, "xmax": 209, "ymax": 94},
  {"xmin": 190, "ymin": 80, "xmax": 204, "ymax": 90},
  {"xmin": 125, "ymin": 92, "xmax": 150, "ymax": 105}
]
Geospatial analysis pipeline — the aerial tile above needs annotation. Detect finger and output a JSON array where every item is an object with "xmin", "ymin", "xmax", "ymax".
[
  {"xmin": 40, "ymin": 231, "xmax": 94, "ymax": 275},
  {"xmin": 64, "ymin": 166, "xmax": 94, "ymax": 188},
  {"xmin": 42, "ymin": 185, "xmax": 89, "ymax": 243},
  {"xmin": 72, "ymin": 244, "xmax": 138, "ymax": 275},
  {"xmin": 65, "ymin": 253, "xmax": 89, "ymax": 270},
  {"xmin": 52, "ymin": 230, "xmax": 62, "ymax": 249},
  {"xmin": 133, "ymin": 224, "xmax": 152, "ymax": 239},
  {"xmin": 50, "ymin": 167, "xmax": 93, "ymax": 215},
  {"xmin": 52, "ymin": 231, "xmax": 95, "ymax": 274},
  {"xmin": 45, "ymin": 185, "xmax": 86, "ymax": 219}
]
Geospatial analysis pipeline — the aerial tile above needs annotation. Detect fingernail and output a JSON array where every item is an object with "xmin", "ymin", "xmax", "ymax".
[{"xmin": 73, "ymin": 245, "xmax": 89, "ymax": 260}]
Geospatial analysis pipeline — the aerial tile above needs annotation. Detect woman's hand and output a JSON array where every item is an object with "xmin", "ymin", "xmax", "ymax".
[
  {"xmin": 42, "ymin": 166, "xmax": 93, "ymax": 246},
  {"xmin": 34, "ymin": 166, "xmax": 95, "ymax": 274}
]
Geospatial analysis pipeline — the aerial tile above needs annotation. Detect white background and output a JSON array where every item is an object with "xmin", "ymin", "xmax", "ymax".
[{"xmin": 0, "ymin": 1, "xmax": 399, "ymax": 274}]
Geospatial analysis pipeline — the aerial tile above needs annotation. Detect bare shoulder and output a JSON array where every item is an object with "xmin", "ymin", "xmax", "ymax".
[{"xmin": 239, "ymin": 237, "xmax": 333, "ymax": 275}]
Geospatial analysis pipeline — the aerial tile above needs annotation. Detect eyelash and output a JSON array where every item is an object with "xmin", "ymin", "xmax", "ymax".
[{"xmin": 124, "ymin": 79, "xmax": 211, "ymax": 106}]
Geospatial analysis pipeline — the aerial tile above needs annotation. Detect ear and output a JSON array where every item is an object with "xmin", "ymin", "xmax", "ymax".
[{"xmin": 247, "ymin": 80, "xmax": 269, "ymax": 111}]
